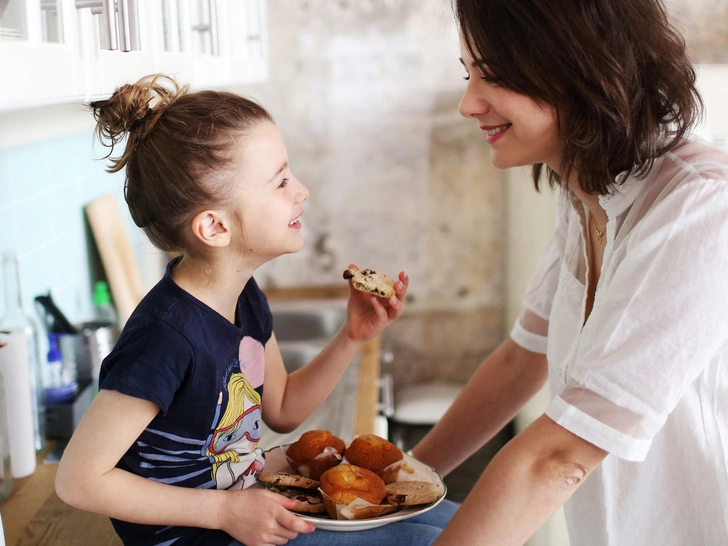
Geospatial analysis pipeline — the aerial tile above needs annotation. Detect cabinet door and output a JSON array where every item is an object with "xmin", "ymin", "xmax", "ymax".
[
  {"xmin": 74, "ymin": 0, "xmax": 156, "ymax": 101},
  {"xmin": 154, "ymin": 0, "xmax": 229, "ymax": 88},
  {"xmin": 0, "ymin": 0, "xmax": 84, "ymax": 111},
  {"xmin": 153, "ymin": 0, "xmax": 268, "ymax": 89},
  {"xmin": 226, "ymin": 0, "xmax": 268, "ymax": 84}
]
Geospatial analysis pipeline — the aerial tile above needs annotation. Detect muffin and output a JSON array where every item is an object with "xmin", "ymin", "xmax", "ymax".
[
  {"xmin": 285, "ymin": 429, "xmax": 345, "ymax": 480},
  {"xmin": 319, "ymin": 464, "xmax": 387, "ymax": 506},
  {"xmin": 344, "ymin": 434, "xmax": 403, "ymax": 474}
]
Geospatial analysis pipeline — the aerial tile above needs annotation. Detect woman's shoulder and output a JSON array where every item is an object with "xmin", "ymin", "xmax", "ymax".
[{"xmin": 662, "ymin": 136, "xmax": 728, "ymax": 183}]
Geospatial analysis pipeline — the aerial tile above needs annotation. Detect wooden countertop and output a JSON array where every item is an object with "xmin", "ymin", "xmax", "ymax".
[{"xmin": 0, "ymin": 286, "xmax": 380, "ymax": 546}]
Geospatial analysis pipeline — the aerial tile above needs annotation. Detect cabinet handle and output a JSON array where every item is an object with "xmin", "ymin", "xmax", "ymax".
[
  {"xmin": 117, "ymin": 0, "xmax": 132, "ymax": 51},
  {"xmin": 191, "ymin": 0, "xmax": 219, "ymax": 56},
  {"xmin": 209, "ymin": 0, "xmax": 219, "ymax": 56},
  {"xmin": 75, "ymin": 0, "xmax": 118, "ymax": 51}
]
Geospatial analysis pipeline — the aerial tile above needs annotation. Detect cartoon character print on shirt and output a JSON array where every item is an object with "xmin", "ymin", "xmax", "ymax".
[{"xmin": 204, "ymin": 336, "xmax": 266, "ymax": 490}]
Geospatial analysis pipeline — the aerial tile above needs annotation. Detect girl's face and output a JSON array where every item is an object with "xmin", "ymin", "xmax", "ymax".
[
  {"xmin": 458, "ymin": 42, "xmax": 563, "ymax": 172},
  {"xmin": 230, "ymin": 122, "xmax": 309, "ymax": 262}
]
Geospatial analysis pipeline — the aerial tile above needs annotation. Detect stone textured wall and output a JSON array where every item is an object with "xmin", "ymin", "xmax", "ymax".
[{"xmin": 239, "ymin": 0, "xmax": 505, "ymax": 387}]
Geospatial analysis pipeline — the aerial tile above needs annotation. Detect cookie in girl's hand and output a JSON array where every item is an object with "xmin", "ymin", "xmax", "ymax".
[{"xmin": 343, "ymin": 268, "xmax": 396, "ymax": 299}]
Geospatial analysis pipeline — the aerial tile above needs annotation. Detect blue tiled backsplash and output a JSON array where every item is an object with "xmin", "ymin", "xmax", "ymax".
[{"xmin": 0, "ymin": 130, "xmax": 137, "ymax": 327}]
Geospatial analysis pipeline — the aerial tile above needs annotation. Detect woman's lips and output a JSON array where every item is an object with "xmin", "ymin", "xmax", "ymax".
[{"xmin": 482, "ymin": 123, "xmax": 511, "ymax": 144}]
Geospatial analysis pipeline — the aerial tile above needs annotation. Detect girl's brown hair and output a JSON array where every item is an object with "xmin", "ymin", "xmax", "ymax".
[
  {"xmin": 90, "ymin": 74, "xmax": 273, "ymax": 252},
  {"xmin": 455, "ymin": 0, "xmax": 703, "ymax": 194}
]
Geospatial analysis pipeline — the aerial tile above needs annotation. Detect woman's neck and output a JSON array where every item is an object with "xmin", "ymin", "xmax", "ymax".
[
  {"xmin": 171, "ymin": 254, "xmax": 254, "ymax": 324},
  {"xmin": 568, "ymin": 179, "xmax": 608, "ymax": 230}
]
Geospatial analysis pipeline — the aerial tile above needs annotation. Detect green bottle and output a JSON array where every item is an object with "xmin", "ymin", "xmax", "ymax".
[{"xmin": 92, "ymin": 281, "xmax": 117, "ymax": 327}]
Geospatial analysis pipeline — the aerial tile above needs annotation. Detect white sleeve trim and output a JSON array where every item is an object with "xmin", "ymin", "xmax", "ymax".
[
  {"xmin": 546, "ymin": 396, "xmax": 652, "ymax": 462},
  {"xmin": 510, "ymin": 319, "xmax": 547, "ymax": 354}
]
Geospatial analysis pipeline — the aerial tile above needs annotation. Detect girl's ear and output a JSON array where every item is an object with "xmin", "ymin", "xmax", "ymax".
[{"xmin": 190, "ymin": 210, "xmax": 231, "ymax": 248}]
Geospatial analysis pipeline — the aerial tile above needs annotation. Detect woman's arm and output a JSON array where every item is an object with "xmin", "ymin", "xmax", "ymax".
[
  {"xmin": 262, "ymin": 268, "xmax": 408, "ymax": 432},
  {"xmin": 412, "ymin": 337, "xmax": 548, "ymax": 476},
  {"xmin": 56, "ymin": 390, "xmax": 313, "ymax": 545},
  {"xmin": 433, "ymin": 415, "xmax": 607, "ymax": 546}
]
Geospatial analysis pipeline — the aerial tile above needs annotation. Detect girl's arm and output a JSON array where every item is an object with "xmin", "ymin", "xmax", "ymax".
[
  {"xmin": 56, "ymin": 389, "xmax": 313, "ymax": 545},
  {"xmin": 262, "ymin": 268, "xmax": 408, "ymax": 432},
  {"xmin": 432, "ymin": 415, "xmax": 607, "ymax": 546},
  {"xmin": 412, "ymin": 337, "xmax": 548, "ymax": 475}
]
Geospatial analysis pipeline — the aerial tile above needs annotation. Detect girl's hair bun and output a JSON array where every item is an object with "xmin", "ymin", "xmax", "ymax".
[{"xmin": 90, "ymin": 74, "xmax": 189, "ymax": 172}]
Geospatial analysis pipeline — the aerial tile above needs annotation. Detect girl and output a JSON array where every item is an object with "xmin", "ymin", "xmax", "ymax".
[
  {"xmin": 55, "ymin": 75, "xmax": 455, "ymax": 546},
  {"xmin": 413, "ymin": 0, "xmax": 728, "ymax": 545}
]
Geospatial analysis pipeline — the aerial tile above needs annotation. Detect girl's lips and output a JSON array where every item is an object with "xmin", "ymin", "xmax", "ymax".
[
  {"xmin": 288, "ymin": 217, "xmax": 302, "ymax": 229},
  {"xmin": 481, "ymin": 123, "xmax": 511, "ymax": 144}
]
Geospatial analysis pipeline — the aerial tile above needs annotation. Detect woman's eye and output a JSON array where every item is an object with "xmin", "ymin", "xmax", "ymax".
[
  {"xmin": 278, "ymin": 178, "xmax": 289, "ymax": 188},
  {"xmin": 462, "ymin": 72, "xmax": 471, "ymax": 81},
  {"xmin": 480, "ymin": 73, "xmax": 500, "ymax": 85}
]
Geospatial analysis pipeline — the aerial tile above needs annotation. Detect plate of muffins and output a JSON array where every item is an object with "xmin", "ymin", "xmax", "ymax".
[{"xmin": 256, "ymin": 430, "xmax": 447, "ymax": 531}]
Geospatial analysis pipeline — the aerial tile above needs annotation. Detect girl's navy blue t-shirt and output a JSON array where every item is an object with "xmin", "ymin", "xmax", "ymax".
[{"xmin": 99, "ymin": 257, "xmax": 272, "ymax": 545}]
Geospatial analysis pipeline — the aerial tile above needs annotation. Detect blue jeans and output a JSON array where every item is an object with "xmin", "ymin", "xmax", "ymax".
[{"xmin": 228, "ymin": 499, "xmax": 458, "ymax": 546}]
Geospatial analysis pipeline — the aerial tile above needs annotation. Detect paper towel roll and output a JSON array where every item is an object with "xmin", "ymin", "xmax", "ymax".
[{"xmin": 0, "ymin": 331, "xmax": 37, "ymax": 478}]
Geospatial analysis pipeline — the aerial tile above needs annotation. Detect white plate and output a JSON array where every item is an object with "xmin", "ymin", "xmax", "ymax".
[{"xmin": 262, "ymin": 443, "xmax": 447, "ymax": 532}]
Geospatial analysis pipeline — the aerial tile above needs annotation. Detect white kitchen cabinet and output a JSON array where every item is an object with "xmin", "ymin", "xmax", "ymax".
[
  {"xmin": 0, "ymin": 0, "xmax": 85, "ymax": 109},
  {"xmin": 0, "ymin": 0, "xmax": 268, "ymax": 112},
  {"xmin": 152, "ymin": 0, "xmax": 268, "ymax": 90}
]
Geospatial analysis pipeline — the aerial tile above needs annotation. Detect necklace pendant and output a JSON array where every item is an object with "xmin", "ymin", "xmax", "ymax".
[{"xmin": 595, "ymin": 229, "xmax": 604, "ymax": 244}]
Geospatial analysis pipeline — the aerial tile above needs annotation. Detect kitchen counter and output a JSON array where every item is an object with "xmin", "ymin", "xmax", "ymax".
[{"xmin": 0, "ymin": 287, "xmax": 380, "ymax": 546}]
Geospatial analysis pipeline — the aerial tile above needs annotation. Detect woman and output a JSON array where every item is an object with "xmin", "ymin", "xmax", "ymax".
[{"xmin": 412, "ymin": 1, "xmax": 728, "ymax": 544}]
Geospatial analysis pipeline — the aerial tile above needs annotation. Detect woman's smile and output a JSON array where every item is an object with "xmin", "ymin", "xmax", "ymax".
[{"xmin": 482, "ymin": 123, "xmax": 512, "ymax": 143}]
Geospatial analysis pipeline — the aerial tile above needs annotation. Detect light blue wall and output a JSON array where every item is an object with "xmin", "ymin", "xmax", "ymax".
[{"xmin": 0, "ymin": 131, "xmax": 129, "ymax": 328}]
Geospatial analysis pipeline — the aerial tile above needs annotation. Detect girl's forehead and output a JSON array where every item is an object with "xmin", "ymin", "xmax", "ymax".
[{"xmin": 229, "ymin": 122, "xmax": 289, "ymax": 183}]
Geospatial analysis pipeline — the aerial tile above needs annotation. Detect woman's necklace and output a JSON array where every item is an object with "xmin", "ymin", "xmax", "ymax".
[{"xmin": 590, "ymin": 213, "xmax": 606, "ymax": 244}]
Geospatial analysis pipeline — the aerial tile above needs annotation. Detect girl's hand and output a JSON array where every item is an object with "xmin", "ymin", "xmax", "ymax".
[
  {"xmin": 220, "ymin": 488, "xmax": 314, "ymax": 546},
  {"xmin": 343, "ymin": 263, "xmax": 409, "ymax": 343}
]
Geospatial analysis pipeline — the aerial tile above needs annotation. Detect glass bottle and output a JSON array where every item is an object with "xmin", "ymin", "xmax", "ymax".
[
  {"xmin": 0, "ymin": 360, "xmax": 14, "ymax": 500},
  {"xmin": 92, "ymin": 281, "xmax": 118, "ymax": 327},
  {"xmin": 0, "ymin": 251, "xmax": 46, "ymax": 452}
]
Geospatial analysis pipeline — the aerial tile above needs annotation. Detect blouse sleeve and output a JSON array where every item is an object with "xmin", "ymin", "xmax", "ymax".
[
  {"xmin": 510, "ymin": 192, "xmax": 571, "ymax": 354},
  {"xmin": 546, "ymin": 178, "xmax": 728, "ymax": 461}
]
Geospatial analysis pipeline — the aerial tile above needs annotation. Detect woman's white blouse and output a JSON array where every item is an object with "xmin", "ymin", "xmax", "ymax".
[{"xmin": 510, "ymin": 137, "xmax": 728, "ymax": 545}]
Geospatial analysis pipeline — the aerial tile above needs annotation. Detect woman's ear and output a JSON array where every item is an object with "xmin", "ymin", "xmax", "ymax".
[{"xmin": 190, "ymin": 210, "xmax": 231, "ymax": 248}]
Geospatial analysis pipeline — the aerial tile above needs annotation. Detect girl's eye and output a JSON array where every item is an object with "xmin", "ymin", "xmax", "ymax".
[
  {"xmin": 278, "ymin": 178, "xmax": 289, "ymax": 188},
  {"xmin": 462, "ymin": 72, "xmax": 470, "ymax": 81}
]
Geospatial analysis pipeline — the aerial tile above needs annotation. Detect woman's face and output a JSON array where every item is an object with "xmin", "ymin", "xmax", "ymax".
[{"xmin": 458, "ymin": 41, "xmax": 563, "ymax": 172}]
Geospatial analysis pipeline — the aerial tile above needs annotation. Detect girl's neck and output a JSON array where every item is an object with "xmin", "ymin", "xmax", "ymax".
[{"xmin": 171, "ymin": 254, "xmax": 254, "ymax": 324}]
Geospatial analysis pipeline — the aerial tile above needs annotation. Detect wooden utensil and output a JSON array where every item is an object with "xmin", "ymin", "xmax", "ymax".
[{"xmin": 85, "ymin": 193, "xmax": 144, "ymax": 326}]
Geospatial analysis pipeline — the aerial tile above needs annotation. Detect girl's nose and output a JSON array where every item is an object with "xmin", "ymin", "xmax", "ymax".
[{"xmin": 296, "ymin": 179, "xmax": 309, "ymax": 203}]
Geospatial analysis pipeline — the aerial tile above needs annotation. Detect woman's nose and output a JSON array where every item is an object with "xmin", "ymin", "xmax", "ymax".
[{"xmin": 458, "ymin": 81, "xmax": 488, "ymax": 119}]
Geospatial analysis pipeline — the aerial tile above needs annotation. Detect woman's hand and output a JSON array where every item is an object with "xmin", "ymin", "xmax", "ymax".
[
  {"xmin": 343, "ymin": 263, "xmax": 409, "ymax": 343},
  {"xmin": 219, "ymin": 488, "xmax": 315, "ymax": 546}
]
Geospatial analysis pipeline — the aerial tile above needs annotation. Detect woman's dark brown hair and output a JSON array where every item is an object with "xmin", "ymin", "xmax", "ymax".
[
  {"xmin": 90, "ymin": 74, "xmax": 273, "ymax": 252},
  {"xmin": 455, "ymin": 0, "xmax": 703, "ymax": 194}
]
